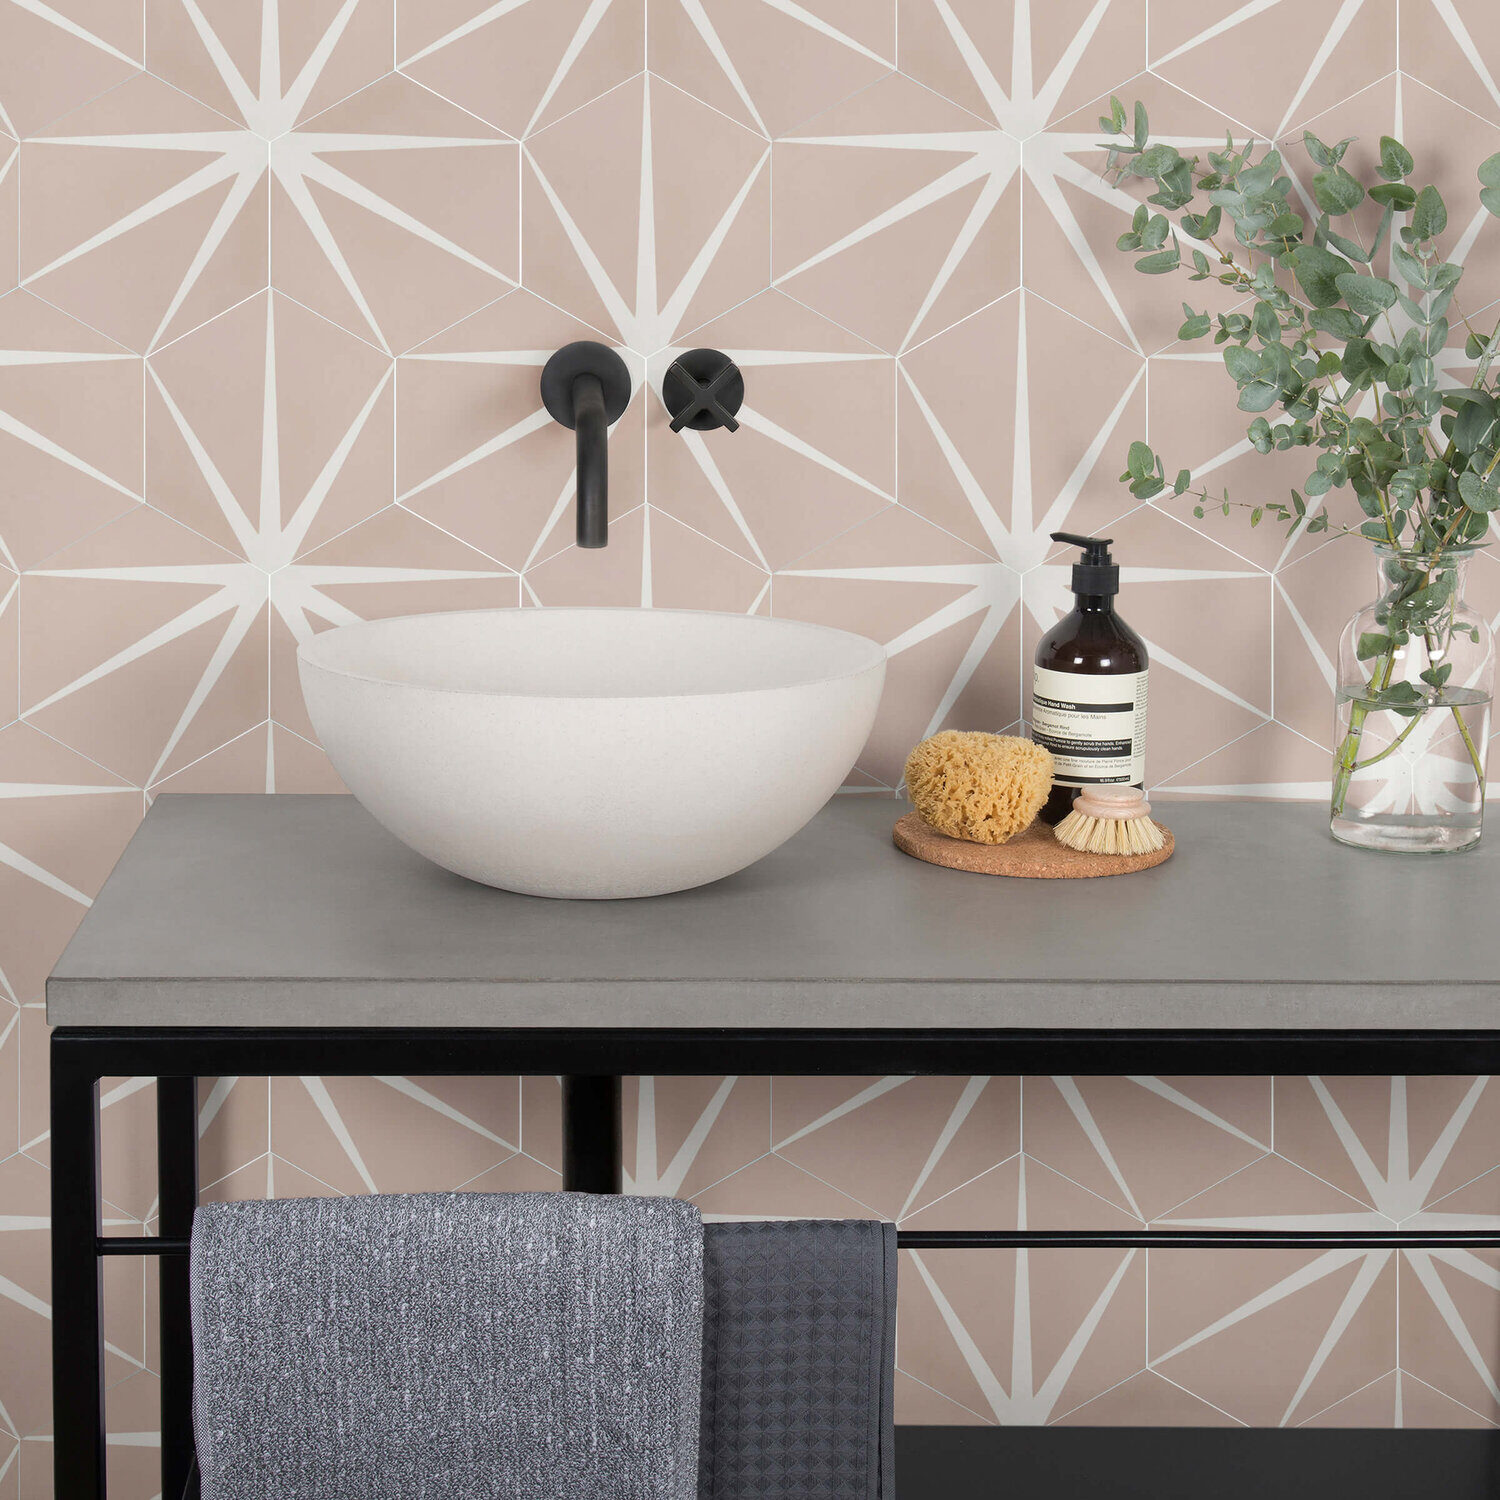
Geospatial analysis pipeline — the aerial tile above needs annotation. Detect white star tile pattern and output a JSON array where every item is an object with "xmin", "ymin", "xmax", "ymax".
[{"xmin": 4, "ymin": 1, "xmax": 1500, "ymax": 1488}]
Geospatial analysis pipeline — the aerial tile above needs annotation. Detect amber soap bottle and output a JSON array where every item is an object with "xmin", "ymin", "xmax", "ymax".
[{"xmin": 1031, "ymin": 531, "xmax": 1148, "ymax": 825}]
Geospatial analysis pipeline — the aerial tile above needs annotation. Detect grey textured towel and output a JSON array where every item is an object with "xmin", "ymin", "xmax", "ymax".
[
  {"xmin": 190, "ymin": 1191, "xmax": 704, "ymax": 1500},
  {"xmin": 699, "ymin": 1220, "xmax": 898, "ymax": 1500}
]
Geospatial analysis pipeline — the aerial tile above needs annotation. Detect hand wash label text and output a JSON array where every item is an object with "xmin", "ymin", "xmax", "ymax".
[{"xmin": 1030, "ymin": 666, "xmax": 1148, "ymax": 786}]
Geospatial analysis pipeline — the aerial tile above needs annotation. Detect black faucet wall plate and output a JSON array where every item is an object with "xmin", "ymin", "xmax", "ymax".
[
  {"xmin": 664, "ymin": 347, "xmax": 744, "ymax": 432},
  {"xmin": 540, "ymin": 341, "xmax": 632, "ymax": 429},
  {"xmin": 540, "ymin": 341, "xmax": 633, "ymax": 549}
]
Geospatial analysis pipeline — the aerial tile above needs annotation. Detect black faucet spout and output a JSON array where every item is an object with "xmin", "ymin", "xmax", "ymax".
[
  {"xmin": 571, "ymin": 373, "xmax": 608, "ymax": 549},
  {"xmin": 540, "ymin": 341, "xmax": 633, "ymax": 550}
]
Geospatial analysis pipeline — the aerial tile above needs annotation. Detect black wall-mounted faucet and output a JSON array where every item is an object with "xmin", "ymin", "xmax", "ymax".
[{"xmin": 541, "ymin": 341, "xmax": 633, "ymax": 548}]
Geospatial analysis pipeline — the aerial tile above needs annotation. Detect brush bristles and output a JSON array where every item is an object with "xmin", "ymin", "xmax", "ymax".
[{"xmin": 1053, "ymin": 808, "xmax": 1166, "ymax": 856}]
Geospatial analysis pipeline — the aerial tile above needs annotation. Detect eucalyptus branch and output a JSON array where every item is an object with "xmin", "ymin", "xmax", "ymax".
[
  {"xmin": 1098, "ymin": 97, "xmax": 1500, "ymax": 547},
  {"xmin": 1097, "ymin": 98, "xmax": 1499, "ymax": 818}
]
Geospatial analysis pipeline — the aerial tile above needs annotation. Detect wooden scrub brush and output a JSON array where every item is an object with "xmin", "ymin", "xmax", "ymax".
[
  {"xmin": 903, "ymin": 730, "xmax": 1054, "ymax": 845},
  {"xmin": 1053, "ymin": 786, "xmax": 1165, "ymax": 856}
]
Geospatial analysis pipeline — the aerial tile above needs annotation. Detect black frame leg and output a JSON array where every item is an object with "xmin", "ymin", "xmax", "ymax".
[
  {"xmin": 561, "ymin": 1076, "xmax": 622, "ymax": 1192},
  {"xmin": 51, "ymin": 1036, "xmax": 105, "ymax": 1500},
  {"xmin": 156, "ymin": 1077, "xmax": 198, "ymax": 1500}
]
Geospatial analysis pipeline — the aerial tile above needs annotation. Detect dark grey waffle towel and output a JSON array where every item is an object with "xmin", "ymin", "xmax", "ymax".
[
  {"xmin": 190, "ymin": 1191, "xmax": 704, "ymax": 1500},
  {"xmin": 699, "ymin": 1220, "xmax": 898, "ymax": 1499}
]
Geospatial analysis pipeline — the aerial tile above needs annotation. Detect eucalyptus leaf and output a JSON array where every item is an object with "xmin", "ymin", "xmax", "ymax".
[
  {"xmin": 1137, "ymin": 144, "xmax": 1180, "ymax": 178},
  {"xmin": 1368, "ymin": 182, "xmax": 1417, "ymax": 210},
  {"xmin": 1304, "ymin": 131, "xmax": 1353, "ymax": 168},
  {"xmin": 1335, "ymin": 273, "xmax": 1399, "ymax": 316},
  {"xmin": 1134, "ymin": 247, "xmax": 1180, "ymax": 274},
  {"xmin": 1374, "ymin": 680, "xmax": 1426, "ymax": 717},
  {"xmin": 1411, "ymin": 184, "xmax": 1448, "ymax": 240},
  {"xmin": 1459, "ymin": 470, "xmax": 1500, "ymax": 512},
  {"xmin": 1239, "ymin": 159, "xmax": 1277, "ymax": 195},
  {"xmin": 1288, "ymin": 243, "xmax": 1353, "ymax": 307},
  {"xmin": 1183, "ymin": 207, "xmax": 1222, "ymax": 240},
  {"xmin": 1480, "ymin": 152, "xmax": 1500, "ymax": 188},
  {"xmin": 1340, "ymin": 338, "xmax": 1385, "ymax": 386},
  {"xmin": 1237, "ymin": 380, "xmax": 1280, "ymax": 412},
  {"xmin": 1402, "ymin": 580, "xmax": 1452, "ymax": 616},
  {"xmin": 1396, "ymin": 293, "xmax": 1424, "ymax": 324},
  {"xmin": 1451, "ymin": 399, "xmax": 1497, "ymax": 457},
  {"xmin": 1378, "ymin": 137, "xmax": 1414, "ymax": 182},
  {"xmin": 1178, "ymin": 305, "xmax": 1212, "ymax": 340},
  {"xmin": 1126, "ymin": 440, "xmax": 1155, "ymax": 479},
  {"xmin": 1314, "ymin": 165, "xmax": 1365, "ymax": 215},
  {"xmin": 1322, "ymin": 225, "xmax": 1370, "ymax": 262},
  {"xmin": 1309, "ymin": 307, "xmax": 1366, "ymax": 340},
  {"xmin": 1223, "ymin": 345, "xmax": 1261, "ymax": 381},
  {"xmin": 1390, "ymin": 245, "xmax": 1429, "ymax": 286}
]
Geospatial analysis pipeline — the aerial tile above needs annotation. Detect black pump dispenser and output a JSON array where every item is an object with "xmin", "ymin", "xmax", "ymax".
[
  {"xmin": 1052, "ymin": 531, "xmax": 1119, "ymax": 598},
  {"xmin": 1031, "ymin": 533, "xmax": 1149, "ymax": 824}
]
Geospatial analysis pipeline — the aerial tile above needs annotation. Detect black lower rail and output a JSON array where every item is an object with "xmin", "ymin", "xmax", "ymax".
[{"xmin": 98, "ymin": 1228, "xmax": 1500, "ymax": 1255}]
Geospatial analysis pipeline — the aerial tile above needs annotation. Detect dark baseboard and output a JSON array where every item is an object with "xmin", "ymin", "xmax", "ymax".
[{"xmin": 896, "ymin": 1425, "xmax": 1500, "ymax": 1497}]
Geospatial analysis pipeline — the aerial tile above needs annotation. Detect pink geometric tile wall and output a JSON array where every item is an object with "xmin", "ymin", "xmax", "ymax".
[{"xmin": 3, "ymin": 0, "xmax": 1500, "ymax": 1490}]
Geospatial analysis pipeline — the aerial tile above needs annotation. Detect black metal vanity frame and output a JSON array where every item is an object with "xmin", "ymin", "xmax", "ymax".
[{"xmin": 50, "ymin": 1025, "xmax": 1500, "ymax": 1500}]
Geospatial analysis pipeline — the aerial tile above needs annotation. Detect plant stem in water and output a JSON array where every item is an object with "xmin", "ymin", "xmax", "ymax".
[
  {"xmin": 1452, "ymin": 703, "xmax": 1487, "ymax": 791},
  {"xmin": 1331, "ymin": 649, "xmax": 1395, "ymax": 817},
  {"xmin": 1350, "ymin": 710, "xmax": 1424, "ymax": 770}
]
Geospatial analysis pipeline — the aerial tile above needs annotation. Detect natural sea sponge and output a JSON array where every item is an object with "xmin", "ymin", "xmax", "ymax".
[{"xmin": 903, "ymin": 731, "xmax": 1055, "ymax": 845}]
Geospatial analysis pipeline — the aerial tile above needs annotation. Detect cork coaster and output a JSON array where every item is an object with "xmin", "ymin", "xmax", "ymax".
[{"xmin": 893, "ymin": 811, "xmax": 1174, "ymax": 879}]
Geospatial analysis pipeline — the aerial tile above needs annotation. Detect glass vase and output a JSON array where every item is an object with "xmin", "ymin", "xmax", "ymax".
[{"xmin": 1330, "ymin": 545, "xmax": 1493, "ymax": 852}]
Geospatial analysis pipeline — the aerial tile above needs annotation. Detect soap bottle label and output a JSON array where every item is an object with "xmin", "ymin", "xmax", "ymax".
[{"xmin": 1030, "ymin": 666, "xmax": 1148, "ymax": 786}]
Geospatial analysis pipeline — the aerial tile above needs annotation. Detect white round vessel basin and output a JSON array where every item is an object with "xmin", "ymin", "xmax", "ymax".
[{"xmin": 298, "ymin": 608, "xmax": 887, "ymax": 898}]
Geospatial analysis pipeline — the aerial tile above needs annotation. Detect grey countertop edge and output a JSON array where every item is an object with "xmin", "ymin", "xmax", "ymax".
[{"xmin": 45, "ymin": 976, "xmax": 1500, "ymax": 1030}]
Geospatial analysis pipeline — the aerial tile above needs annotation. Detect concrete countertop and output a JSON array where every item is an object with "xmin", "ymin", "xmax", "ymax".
[{"xmin": 46, "ymin": 793, "xmax": 1498, "ymax": 1030}]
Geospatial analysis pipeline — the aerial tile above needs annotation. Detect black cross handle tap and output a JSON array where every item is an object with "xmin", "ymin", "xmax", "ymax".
[{"xmin": 663, "ymin": 347, "xmax": 745, "ymax": 433}]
